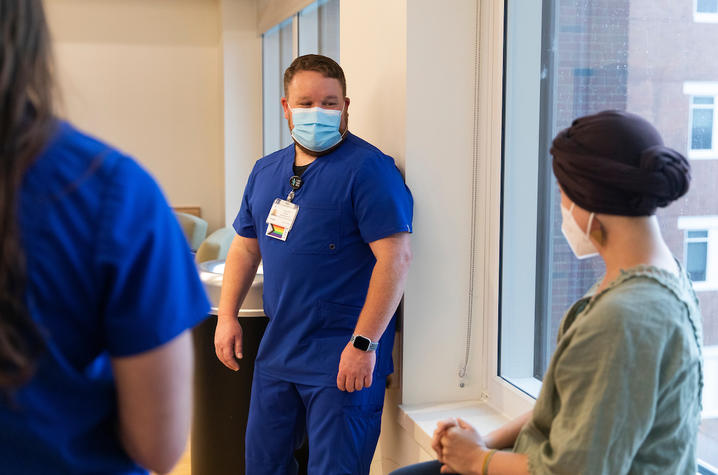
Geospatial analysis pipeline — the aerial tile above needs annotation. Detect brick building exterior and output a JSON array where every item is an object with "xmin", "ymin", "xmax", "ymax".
[{"xmin": 544, "ymin": 0, "xmax": 718, "ymax": 363}]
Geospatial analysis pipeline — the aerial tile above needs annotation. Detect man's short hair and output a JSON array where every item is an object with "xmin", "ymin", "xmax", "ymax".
[{"xmin": 283, "ymin": 54, "xmax": 346, "ymax": 97}]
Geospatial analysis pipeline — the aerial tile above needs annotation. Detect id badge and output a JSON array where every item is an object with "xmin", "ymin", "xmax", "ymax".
[{"xmin": 265, "ymin": 198, "xmax": 299, "ymax": 241}]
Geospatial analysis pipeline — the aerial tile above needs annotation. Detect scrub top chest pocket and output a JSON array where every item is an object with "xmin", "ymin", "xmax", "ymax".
[{"xmin": 289, "ymin": 203, "xmax": 341, "ymax": 255}]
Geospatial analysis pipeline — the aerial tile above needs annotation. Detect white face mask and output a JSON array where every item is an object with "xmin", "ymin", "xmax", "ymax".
[{"xmin": 560, "ymin": 203, "xmax": 599, "ymax": 259}]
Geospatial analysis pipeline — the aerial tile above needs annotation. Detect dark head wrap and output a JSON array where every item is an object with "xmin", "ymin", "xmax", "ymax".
[{"xmin": 551, "ymin": 110, "xmax": 691, "ymax": 216}]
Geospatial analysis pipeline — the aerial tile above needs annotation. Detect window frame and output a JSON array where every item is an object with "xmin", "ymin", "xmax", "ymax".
[
  {"xmin": 694, "ymin": 0, "xmax": 718, "ymax": 23},
  {"xmin": 685, "ymin": 82, "xmax": 718, "ymax": 159},
  {"xmin": 678, "ymin": 216, "xmax": 718, "ymax": 291},
  {"xmin": 685, "ymin": 230, "xmax": 709, "ymax": 282},
  {"xmin": 495, "ymin": 0, "xmax": 549, "ymax": 401},
  {"xmin": 473, "ymin": 0, "xmax": 537, "ymax": 419},
  {"xmin": 261, "ymin": 16, "xmax": 296, "ymax": 155}
]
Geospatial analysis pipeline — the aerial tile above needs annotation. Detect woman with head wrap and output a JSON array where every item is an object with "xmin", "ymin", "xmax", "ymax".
[{"xmin": 391, "ymin": 111, "xmax": 703, "ymax": 475}]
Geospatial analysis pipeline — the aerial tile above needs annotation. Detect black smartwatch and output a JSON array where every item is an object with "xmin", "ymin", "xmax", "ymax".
[{"xmin": 351, "ymin": 334, "xmax": 378, "ymax": 352}]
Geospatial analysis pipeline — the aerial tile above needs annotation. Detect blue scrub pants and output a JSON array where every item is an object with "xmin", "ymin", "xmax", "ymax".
[{"xmin": 246, "ymin": 370, "xmax": 386, "ymax": 475}]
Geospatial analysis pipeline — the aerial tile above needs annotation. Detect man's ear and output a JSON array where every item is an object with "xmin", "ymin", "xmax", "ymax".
[{"xmin": 281, "ymin": 97, "xmax": 290, "ymax": 120}]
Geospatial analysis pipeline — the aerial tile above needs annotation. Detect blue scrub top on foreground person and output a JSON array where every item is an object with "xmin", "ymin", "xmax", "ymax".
[
  {"xmin": 215, "ymin": 54, "xmax": 413, "ymax": 475},
  {"xmin": 1, "ymin": 2, "xmax": 210, "ymax": 474},
  {"xmin": 0, "ymin": 120, "xmax": 210, "ymax": 474}
]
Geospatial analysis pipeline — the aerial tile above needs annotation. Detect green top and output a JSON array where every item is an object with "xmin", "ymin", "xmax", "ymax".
[{"xmin": 513, "ymin": 264, "xmax": 704, "ymax": 475}]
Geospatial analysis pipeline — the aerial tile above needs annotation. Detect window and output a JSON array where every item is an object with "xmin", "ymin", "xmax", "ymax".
[
  {"xmin": 687, "ymin": 230, "xmax": 709, "ymax": 282},
  {"xmin": 262, "ymin": 18, "xmax": 294, "ymax": 155},
  {"xmin": 679, "ymin": 216, "xmax": 718, "ymax": 291},
  {"xmin": 298, "ymin": 0, "xmax": 340, "ymax": 60},
  {"xmin": 685, "ymin": 83, "xmax": 718, "ymax": 159},
  {"xmin": 695, "ymin": 0, "xmax": 718, "ymax": 22},
  {"xmin": 501, "ymin": 1, "xmax": 718, "ymax": 470},
  {"xmin": 261, "ymin": 0, "xmax": 340, "ymax": 155}
]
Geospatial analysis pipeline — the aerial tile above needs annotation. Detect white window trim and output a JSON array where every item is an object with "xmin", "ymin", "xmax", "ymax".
[
  {"xmin": 477, "ymin": 0, "xmax": 538, "ymax": 419},
  {"xmin": 694, "ymin": 0, "xmax": 718, "ymax": 23},
  {"xmin": 487, "ymin": 0, "xmax": 550, "ymax": 411},
  {"xmin": 684, "ymin": 82, "xmax": 718, "ymax": 159},
  {"xmin": 678, "ymin": 216, "xmax": 718, "ymax": 291},
  {"xmin": 703, "ymin": 345, "xmax": 718, "ymax": 419}
]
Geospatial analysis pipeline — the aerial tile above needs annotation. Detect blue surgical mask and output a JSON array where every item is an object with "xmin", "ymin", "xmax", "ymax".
[{"xmin": 290, "ymin": 105, "xmax": 344, "ymax": 153}]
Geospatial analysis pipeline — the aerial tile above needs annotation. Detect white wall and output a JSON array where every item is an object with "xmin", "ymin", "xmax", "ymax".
[
  {"xmin": 340, "ymin": 0, "xmax": 407, "ymax": 170},
  {"xmin": 340, "ymin": 4, "xmax": 414, "ymax": 471},
  {"xmin": 402, "ymin": 0, "xmax": 481, "ymax": 408},
  {"xmin": 220, "ymin": 0, "xmax": 263, "ymax": 227},
  {"xmin": 46, "ymin": 0, "xmax": 225, "ymax": 231},
  {"xmin": 341, "ymin": 0, "xmax": 482, "ymax": 471}
]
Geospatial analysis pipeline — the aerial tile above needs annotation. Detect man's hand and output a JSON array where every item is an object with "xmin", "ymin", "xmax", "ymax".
[
  {"xmin": 214, "ymin": 316, "xmax": 243, "ymax": 371},
  {"xmin": 336, "ymin": 342, "xmax": 376, "ymax": 392},
  {"xmin": 439, "ymin": 418, "xmax": 487, "ymax": 475}
]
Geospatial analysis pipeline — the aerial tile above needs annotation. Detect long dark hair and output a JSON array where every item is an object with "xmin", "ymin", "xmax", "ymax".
[{"xmin": 0, "ymin": 0, "xmax": 56, "ymax": 389}]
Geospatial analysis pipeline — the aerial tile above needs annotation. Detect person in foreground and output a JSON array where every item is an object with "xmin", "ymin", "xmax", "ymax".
[
  {"xmin": 391, "ymin": 110, "xmax": 703, "ymax": 475},
  {"xmin": 0, "ymin": 2, "xmax": 210, "ymax": 473},
  {"xmin": 214, "ymin": 54, "xmax": 413, "ymax": 474}
]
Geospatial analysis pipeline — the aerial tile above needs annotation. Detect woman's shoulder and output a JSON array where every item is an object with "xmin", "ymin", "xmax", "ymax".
[
  {"xmin": 581, "ymin": 266, "xmax": 701, "ymax": 348},
  {"xmin": 33, "ymin": 120, "xmax": 159, "ymax": 195}
]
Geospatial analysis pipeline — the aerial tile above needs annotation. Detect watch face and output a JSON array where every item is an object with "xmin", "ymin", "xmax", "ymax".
[{"xmin": 353, "ymin": 335, "xmax": 371, "ymax": 351}]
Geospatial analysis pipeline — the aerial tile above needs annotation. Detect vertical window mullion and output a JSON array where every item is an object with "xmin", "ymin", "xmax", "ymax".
[
  {"xmin": 708, "ymin": 229, "xmax": 716, "ymax": 284},
  {"xmin": 292, "ymin": 14, "xmax": 299, "ymax": 60}
]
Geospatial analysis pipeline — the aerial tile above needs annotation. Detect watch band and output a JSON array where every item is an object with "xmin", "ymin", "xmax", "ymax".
[{"xmin": 351, "ymin": 334, "xmax": 378, "ymax": 352}]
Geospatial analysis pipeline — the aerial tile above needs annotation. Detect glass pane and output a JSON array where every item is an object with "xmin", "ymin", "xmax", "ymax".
[
  {"xmin": 688, "ymin": 230, "xmax": 710, "ymax": 239},
  {"xmin": 692, "ymin": 108, "xmax": 714, "ymax": 150},
  {"xmin": 694, "ymin": 96, "xmax": 715, "ymax": 105},
  {"xmin": 502, "ymin": 0, "xmax": 718, "ymax": 468},
  {"xmin": 262, "ymin": 18, "xmax": 294, "ymax": 155},
  {"xmin": 298, "ymin": 0, "xmax": 340, "ymax": 62},
  {"xmin": 697, "ymin": 0, "xmax": 718, "ymax": 14},
  {"xmin": 687, "ymin": 241, "xmax": 708, "ymax": 282}
]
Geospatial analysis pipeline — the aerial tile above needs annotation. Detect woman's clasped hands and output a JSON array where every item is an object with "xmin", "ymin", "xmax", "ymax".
[{"xmin": 432, "ymin": 418, "xmax": 490, "ymax": 475}]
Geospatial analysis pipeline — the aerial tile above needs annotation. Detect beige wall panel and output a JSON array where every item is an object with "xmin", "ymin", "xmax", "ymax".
[{"xmin": 46, "ymin": 0, "xmax": 225, "ymax": 231}]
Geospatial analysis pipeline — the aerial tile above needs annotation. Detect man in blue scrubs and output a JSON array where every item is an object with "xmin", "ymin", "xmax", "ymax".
[{"xmin": 214, "ymin": 54, "xmax": 413, "ymax": 474}]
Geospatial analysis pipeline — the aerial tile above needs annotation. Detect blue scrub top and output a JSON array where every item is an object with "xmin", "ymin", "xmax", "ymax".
[
  {"xmin": 0, "ymin": 121, "xmax": 210, "ymax": 474},
  {"xmin": 234, "ymin": 133, "xmax": 413, "ymax": 386}
]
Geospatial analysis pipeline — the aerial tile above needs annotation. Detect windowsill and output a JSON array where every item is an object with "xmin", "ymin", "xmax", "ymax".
[
  {"xmin": 398, "ymin": 400, "xmax": 511, "ymax": 456},
  {"xmin": 693, "ymin": 281, "xmax": 718, "ymax": 292},
  {"xmin": 688, "ymin": 152, "xmax": 718, "ymax": 160},
  {"xmin": 694, "ymin": 12, "xmax": 718, "ymax": 23}
]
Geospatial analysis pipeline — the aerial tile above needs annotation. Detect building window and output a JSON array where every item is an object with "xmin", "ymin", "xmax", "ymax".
[
  {"xmin": 261, "ymin": 0, "xmax": 340, "ymax": 155},
  {"xmin": 685, "ymin": 83, "xmax": 718, "ymax": 159},
  {"xmin": 501, "ymin": 1, "xmax": 718, "ymax": 470},
  {"xmin": 698, "ymin": 0, "xmax": 718, "ymax": 12},
  {"xmin": 679, "ymin": 216, "xmax": 718, "ymax": 291},
  {"xmin": 696, "ymin": 0, "xmax": 718, "ymax": 22},
  {"xmin": 686, "ymin": 230, "xmax": 709, "ymax": 282},
  {"xmin": 691, "ymin": 96, "xmax": 714, "ymax": 151}
]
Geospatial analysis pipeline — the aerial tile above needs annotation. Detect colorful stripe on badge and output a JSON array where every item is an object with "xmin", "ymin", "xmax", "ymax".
[{"xmin": 268, "ymin": 224, "xmax": 285, "ymax": 238}]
